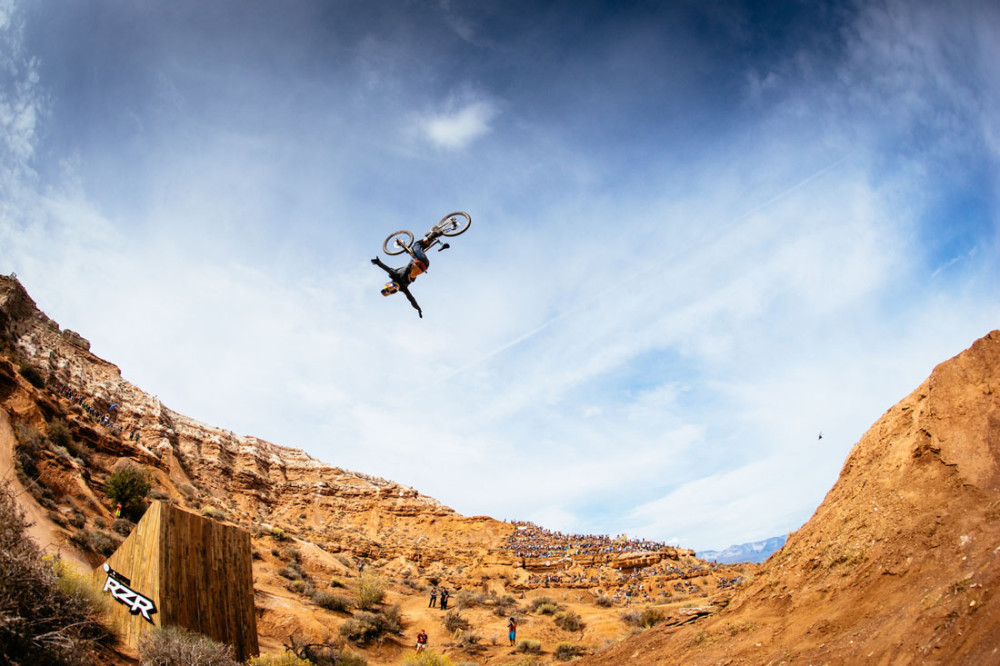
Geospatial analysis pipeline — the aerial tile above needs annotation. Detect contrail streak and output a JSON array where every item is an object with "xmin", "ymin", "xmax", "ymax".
[{"xmin": 429, "ymin": 154, "xmax": 852, "ymax": 387}]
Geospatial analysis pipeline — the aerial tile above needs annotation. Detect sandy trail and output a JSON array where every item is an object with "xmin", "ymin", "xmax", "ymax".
[{"xmin": 0, "ymin": 407, "xmax": 91, "ymax": 569}]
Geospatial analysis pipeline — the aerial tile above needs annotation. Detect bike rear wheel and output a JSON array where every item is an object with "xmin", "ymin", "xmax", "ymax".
[
  {"xmin": 382, "ymin": 230, "xmax": 414, "ymax": 256},
  {"xmin": 437, "ymin": 212, "xmax": 471, "ymax": 237}
]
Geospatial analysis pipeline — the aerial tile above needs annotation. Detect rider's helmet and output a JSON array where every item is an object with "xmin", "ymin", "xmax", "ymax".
[{"xmin": 381, "ymin": 281, "xmax": 399, "ymax": 296}]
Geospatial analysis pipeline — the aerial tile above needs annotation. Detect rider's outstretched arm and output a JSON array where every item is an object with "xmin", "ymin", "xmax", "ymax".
[
  {"xmin": 400, "ymin": 287, "xmax": 423, "ymax": 318},
  {"xmin": 371, "ymin": 257, "xmax": 394, "ymax": 275}
]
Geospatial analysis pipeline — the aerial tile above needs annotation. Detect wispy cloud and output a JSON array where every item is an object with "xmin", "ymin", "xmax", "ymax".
[{"xmin": 2, "ymin": 0, "xmax": 998, "ymax": 552}]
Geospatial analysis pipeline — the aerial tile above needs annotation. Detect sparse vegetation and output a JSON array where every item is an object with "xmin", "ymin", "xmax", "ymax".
[
  {"xmin": 402, "ymin": 650, "xmax": 454, "ymax": 666},
  {"xmin": 622, "ymin": 607, "xmax": 665, "ymax": 629},
  {"xmin": 516, "ymin": 638, "xmax": 543, "ymax": 654},
  {"xmin": 201, "ymin": 505, "xmax": 228, "ymax": 521},
  {"xmin": 594, "ymin": 593, "xmax": 614, "ymax": 607},
  {"xmin": 312, "ymin": 590, "xmax": 352, "ymax": 612},
  {"xmin": 554, "ymin": 641, "xmax": 587, "ymax": 660},
  {"xmin": 355, "ymin": 571, "xmax": 386, "ymax": 610},
  {"xmin": 338, "ymin": 606, "xmax": 402, "ymax": 646},
  {"xmin": 248, "ymin": 652, "xmax": 313, "ymax": 666},
  {"xmin": 137, "ymin": 625, "xmax": 241, "ymax": 666},
  {"xmin": 0, "ymin": 481, "xmax": 113, "ymax": 665},
  {"xmin": 442, "ymin": 609, "xmax": 470, "ymax": 632},
  {"xmin": 283, "ymin": 635, "xmax": 368, "ymax": 666},
  {"xmin": 554, "ymin": 609, "xmax": 585, "ymax": 632}
]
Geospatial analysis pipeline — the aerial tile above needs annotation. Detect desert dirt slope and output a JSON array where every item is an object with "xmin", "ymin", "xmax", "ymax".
[{"xmin": 580, "ymin": 330, "xmax": 1000, "ymax": 665}]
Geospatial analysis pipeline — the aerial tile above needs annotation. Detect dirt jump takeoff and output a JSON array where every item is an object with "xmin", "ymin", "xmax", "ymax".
[{"xmin": 371, "ymin": 211, "xmax": 472, "ymax": 318}]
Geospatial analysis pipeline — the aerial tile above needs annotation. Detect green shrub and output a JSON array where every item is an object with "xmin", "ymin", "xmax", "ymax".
[
  {"xmin": 0, "ymin": 481, "xmax": 113, "ymax": 665},
  {"xmin": 104, "ymin": 463, "xmax": 151, "ymax": 519},
  {"xmin": 554, "ymin": 610, "xmax": 585, "ymax": 632},
  {"xmin": 356, "ymin": 571, "xmax": 386, "ymax": 610},
  {"xmin": 137, "ymin": 625, "xmax": 241, "ymax": 666}
]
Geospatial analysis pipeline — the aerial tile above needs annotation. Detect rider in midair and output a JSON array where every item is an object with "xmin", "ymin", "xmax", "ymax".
[{"xmin": 371, "ymin": 234, "xmax": 437, "ymax": 318}]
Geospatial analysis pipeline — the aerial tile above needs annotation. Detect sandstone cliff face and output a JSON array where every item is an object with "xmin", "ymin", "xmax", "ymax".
[
  {"xmin": 583, "ymin": 330, "xmax": 1000, "ymax": 666},
  {"xmin": 0, "ymin": 275, "xmax": 506, "ymax": 560}
]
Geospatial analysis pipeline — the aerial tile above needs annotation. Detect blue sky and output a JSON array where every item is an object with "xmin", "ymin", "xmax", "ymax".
[{"xmin": 2, "ymin": 0, "xmax": 998, "ymax": 551}]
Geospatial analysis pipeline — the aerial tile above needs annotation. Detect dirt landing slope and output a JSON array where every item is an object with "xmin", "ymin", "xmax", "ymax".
[{"xmin": 582, "ymin": 330, "xmax": 1000, "ymax": 666}]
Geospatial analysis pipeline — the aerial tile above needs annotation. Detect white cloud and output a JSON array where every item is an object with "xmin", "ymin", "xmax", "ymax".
[{"xmin": 417, "ymin": 97, "xmax": 497, "ymax": 150}]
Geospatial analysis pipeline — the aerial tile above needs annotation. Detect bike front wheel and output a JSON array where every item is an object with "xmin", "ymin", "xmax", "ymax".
[
  {"xmin": 436, "ymin": 212, "xmax": 472, "ymax": 237},
  {"xmin": 383, "ymin": 230, "xmax": 414, "ymax": 256}
]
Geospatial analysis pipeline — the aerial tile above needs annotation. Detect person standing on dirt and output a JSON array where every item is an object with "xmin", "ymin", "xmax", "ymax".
[
  {"xmin": 508, "ymin": 617, "xmax": 517, "ymax": 646},
  {"xmin": 371, "ymin": 235, "xmax": 434, "ymax": 318},
  {"xmin": 439, "ymin": 587, "xmax": 450, "ymax": 610},
  {"xmin": 415, "ymin": 629, "xmax": 428, "ymax": 653},
  {"xmin": 428, "ymin": 586, "xmax": 438, "ymax": 608}
]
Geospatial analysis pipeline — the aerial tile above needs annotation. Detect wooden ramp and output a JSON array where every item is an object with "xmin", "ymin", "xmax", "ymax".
[{"xmin": 92, "ymin": 500, "xmax": 259, "ymax": 660}]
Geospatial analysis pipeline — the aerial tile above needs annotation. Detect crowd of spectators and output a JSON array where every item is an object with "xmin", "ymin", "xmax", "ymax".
[
  {"xmin": 49, "ymin": 381, "xmax": 138, "ymax": 440},
  {"xmin": 504, "ymin": 521, "xmax": 673, "ymax": 560}
]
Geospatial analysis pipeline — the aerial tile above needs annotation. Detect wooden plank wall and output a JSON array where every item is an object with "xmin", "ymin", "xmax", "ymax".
[
  {"xmin": 94, "ymin": 501, "xmax": 259, "ymax": 660},
  {"xmin": 159, "ymin": 502, "xmax": 259, "ymax": 660}
]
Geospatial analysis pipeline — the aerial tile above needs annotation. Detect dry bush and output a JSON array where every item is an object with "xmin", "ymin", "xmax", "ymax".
[
  {"xmin": 516, "ymin": 638, "xmax": 543, "ymax": 654},
  {"xmin": 312, "ymin": 591, "xmax": 352, "ymax": 612},
  {"xmin": 402, "ymin": 650, "xmax": 455, "ymax": 665},
  {"xmin": 248, "ymin": 651, "xmax": 313, "ymax": 666},
  {"xmin": 356, "ymin": 572, "xmax": 386, "ymax": 610},
  {"xmin": 529, "ymin": 596, "xmax": 561, "ymax": 614},
  {"xmin": 442, "ymin": 609, "xmax": 470, "ymax": 633},
  {"xmin": 137, "ymin": 625, "xmax": 240, "ymax": 666},
  {"xmin": 554, "ymin": 610, "xmax": 585, "ymax": 632},
  {"xmin": 455, "ymin": 589, "xmax": 488, "ymax": 610},
  {"xmin": 0, "ymin": 481, "xmax": 113, "ymax": 665},
  {"xmin": 338, "ymin": 606, "xmax": 402, "ymax": 647},
  {"xmin": 555, "ymin": 641, "xmax": 587, "ymax": 660},
  {"xmin": 594, "ymin": 594, "xmax": 614, "ymax": 607}
]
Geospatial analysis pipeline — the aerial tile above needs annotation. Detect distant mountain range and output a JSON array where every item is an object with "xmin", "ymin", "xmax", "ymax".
[{"xmin": 697, "ymin": 535, "xmax": 787, "ymax": 564}]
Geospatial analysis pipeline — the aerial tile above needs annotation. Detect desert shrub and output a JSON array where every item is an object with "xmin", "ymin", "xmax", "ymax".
[
  {"xmin": 329, "ymin": 576, "xmax": 345, "ymax": 588},
  {"xmin": 493, "ymin": 594, "xmax": 520, "ymax": 616},
  {"xmin": 535, "ymin": 602, "xmax": 560, "ymax": 616},
  {"xmin": 594, "ymin": 594, "xmax": 614, "ymax": 607},
  {"xmin": 554, "ymin": 610, "xmax": 585, "ymax": 632},
  {"xmin": 336, "ymin": 553, "xmax": 354, "ymax": 568},
  {"xmin": 312, "ymin": 591, "xmax": 352, "ymax": 612},
  {"xmin": 554, "ymin": 641, "xmax": 587, "ymax": 660},
  {"xmin": 201, "ymin": 506, "xmax": 228, "ymax": 521},
  {"xmin": 104, "ymin": 463, "xmax": 151, "ymax": 519},
  {"xmin": 112, "ymin": 518, "xmax": 135, "ymax": 536},
  {"xmin": 0, "ymin": 481, "xmax": 113, "ymax": 665},
  {"xmin": 457, "ymin": 629, "xmax": 482, "ymax": 649},
  {"xmin": 71, "ymin": 529, "xmax": 119, "ymax": 556},
  {"xmin": 286, "ymin": 579, "xmax": 316, "ymax": 597},
  {"xmin": 278, "ymin": 562, "xmax": 307, "ymax": 581},
  {"xmin": 283, "ymin": 635, "xmax": 368, "ymax": 666},
  {"xmin": 13, "ymin": 424, "xmax": 43, "ymax": 480},
  {"xmin": 338, "ymin": 607, "xmax": 402, "ymax": 647},
  {"xmin": 455, "ymin": 589, "xmax": 488, "ymax": 609},
  {"xmin": 402, "ymin": 651, "xmax": 455, "ymax": 666},
  {"xmin": 18, "ymin": 363, "xmax": 45, "ymax": 388},
  {"xmin": 148, "ymin": 488, "xmax": 170, "ymax": 500},
  {"xmin": 516, "ymin": 638, "xmax": 542, "ymax": 654},
  {"xmin": 530, "ymin": 596, "xmax": 560, "ymax": 614},
  {"xmin": 137, "ymin": 625, "xmax": 241, "ymax": 666},
  {"xmin": 442, "ymin": 609, "xmax": 469, "ymax": 633},
  {"xmin": 638, "ymin": 608, "xmax": 665, "ymax": 628},
  {"xmin": 248, "ymin": 652, "xmax": 313, "ymax": 666},
  {"xmin": 356, "ymin": 571, "xmax": 386, "ymax": 610},
  {"xmin": 68, "ymin": 510, "xmax": 86, "ymax": 529}
]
